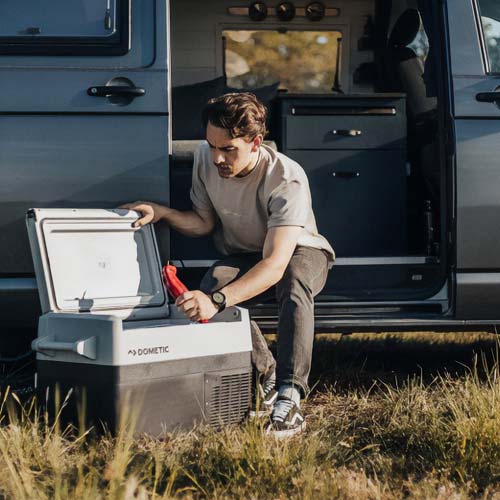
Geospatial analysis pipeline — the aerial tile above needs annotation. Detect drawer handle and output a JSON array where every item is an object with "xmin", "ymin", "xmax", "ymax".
[
  {"xmin": 331, "ymin": 129, "xmax": 362, "ymax": 137},
  {"xmin": 332, "ymin": 171, "xmax": 360, "ymax": 178}
]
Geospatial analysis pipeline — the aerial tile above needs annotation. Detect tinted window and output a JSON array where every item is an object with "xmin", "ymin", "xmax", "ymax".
[
  {"xmin": 223, "ymin": 30, "xmax": 342, "ymax": 93},
  {"xmin": 477, "ymin": 0, "xmax": 500, "ymax": 72},
  {"xmin": 0, "ymin": 0, "xmax": 129, "ymax": 55}
]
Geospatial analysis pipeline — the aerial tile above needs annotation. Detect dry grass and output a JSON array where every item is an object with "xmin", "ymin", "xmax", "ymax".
[{"xmin": 1, "ymin": 331, "xmax": 500, "ymax": 499}]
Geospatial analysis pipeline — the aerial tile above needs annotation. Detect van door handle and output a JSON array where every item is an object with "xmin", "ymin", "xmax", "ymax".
[
  {"xmin": 87, "ymin": 86, "xmax": 146, "ymax": 98},
  {"xmin": 475, "ymin": 92, "xmax": 500, "ymax": 104}
]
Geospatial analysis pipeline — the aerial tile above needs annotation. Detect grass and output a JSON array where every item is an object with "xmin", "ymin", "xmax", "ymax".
[{"xmin": 1, "ymin": 331, "xmax": 500, "ymax": 498}]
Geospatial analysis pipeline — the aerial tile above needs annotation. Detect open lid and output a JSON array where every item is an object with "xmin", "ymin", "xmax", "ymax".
[{"xmin": 26, "ymin": 208, "xmax": 169, "ymax": 320}]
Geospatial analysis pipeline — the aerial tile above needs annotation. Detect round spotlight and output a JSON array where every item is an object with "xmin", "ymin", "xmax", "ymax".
[
  {"xmin": 249, "ymin": 2, "xmax": 267, "ymax": 21},
  {"xmin": 276, "ymin": 2, "xmax": 295, "ymax": 22},
  {"xmin": 305, "ymin": 2, "xmax": 325, "ymax": 22}
]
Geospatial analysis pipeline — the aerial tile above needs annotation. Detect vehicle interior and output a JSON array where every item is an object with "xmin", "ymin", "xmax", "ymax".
[{"xmin": 167, "ymin": 0, "xmax": 451, "ymax": 324}]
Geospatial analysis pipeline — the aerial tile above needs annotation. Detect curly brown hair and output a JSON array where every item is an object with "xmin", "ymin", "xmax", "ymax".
[{"xmin": 202, "ymin": 92, "xmax": 268, "ymax": 140}]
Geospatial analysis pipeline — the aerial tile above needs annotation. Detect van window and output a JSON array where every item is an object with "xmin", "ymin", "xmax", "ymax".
[
  {"xmin": 0, "ymin": 0, "xmax": 129, "ymax": 56},
  {"xmin": 223, "ymin": 30, "xmax": 342, "ymax": 93},
  {"xmin": 477, "ymin": 0, "xmax": 500, "ymax": 73}
]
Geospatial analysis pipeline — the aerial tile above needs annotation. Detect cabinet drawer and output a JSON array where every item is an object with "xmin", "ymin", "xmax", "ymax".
[
  {"xmin": 287, "ymin": 150, "xmax": 407, "ymax": 257},
  {"xmin": 285, "ymin": 114, "xmax": 406, "ymax": 150}
]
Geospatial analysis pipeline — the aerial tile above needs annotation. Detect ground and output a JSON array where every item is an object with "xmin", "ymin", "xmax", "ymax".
[{"xmin": 1, "ymin": 331, "xmax": 500, "ymax": 499}]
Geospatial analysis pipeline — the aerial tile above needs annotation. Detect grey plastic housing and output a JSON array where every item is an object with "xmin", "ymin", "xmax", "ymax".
[{"xmin": 32, "ymin": 307, "xmax": 251, "ymax": 366}]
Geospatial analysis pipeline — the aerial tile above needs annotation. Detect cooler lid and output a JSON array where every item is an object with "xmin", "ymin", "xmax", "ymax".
[{"xmin": 26, "ymin": 208, "xmax": 169, "ymax": 320}]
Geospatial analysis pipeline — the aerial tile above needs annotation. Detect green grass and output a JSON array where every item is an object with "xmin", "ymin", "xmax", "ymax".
[{"xmin": 2, "ymin": 331, "xmax": 500, "ymax": 499}]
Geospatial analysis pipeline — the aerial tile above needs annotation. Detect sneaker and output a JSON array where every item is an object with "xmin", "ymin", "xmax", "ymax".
[
  {"xmin": 266, "ymin": 397, "xmax": 306, "ymax": 438},
  {"xmin": 249, "ymin": 373, "xmax": 278, "ymax": 418}
]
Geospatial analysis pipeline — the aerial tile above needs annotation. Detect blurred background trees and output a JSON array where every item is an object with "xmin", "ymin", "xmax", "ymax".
[{"xmin": 223, "ymin": 30, "xmax": 341, "ymax": 93}]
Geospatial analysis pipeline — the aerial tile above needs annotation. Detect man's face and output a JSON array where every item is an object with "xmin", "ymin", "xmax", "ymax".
[{"xmin": 206, "ymin": 122, "xmax": 262, "ymax": 178}]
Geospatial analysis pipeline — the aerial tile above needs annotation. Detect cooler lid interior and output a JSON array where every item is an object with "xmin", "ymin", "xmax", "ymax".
[{"xmin": 31, "ymin": 209, "xmax": 168, "ymax": 317}]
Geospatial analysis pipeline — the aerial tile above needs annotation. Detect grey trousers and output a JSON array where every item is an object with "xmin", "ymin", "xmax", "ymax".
[{"xmin": 200, "ymin": 246, "xmax": 330, "ymax": 396}]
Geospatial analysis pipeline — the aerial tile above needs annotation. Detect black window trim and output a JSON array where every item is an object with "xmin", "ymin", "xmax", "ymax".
[{"xmin": 0, "ymin": 0, "xmax": 131, "ymax": 56}]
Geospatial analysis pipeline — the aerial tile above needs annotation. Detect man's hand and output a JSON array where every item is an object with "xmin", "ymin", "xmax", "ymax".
[
  {"xmin": 175, "ymin": 290, "xmax": 219, "ymax": 322},
  {"xmin": 118, "ymin": 200, "xmax": 166, "ymax": 228},
  {"xmin": 118, "ymin": 201, "xmax": 215, "ymax": 237}
]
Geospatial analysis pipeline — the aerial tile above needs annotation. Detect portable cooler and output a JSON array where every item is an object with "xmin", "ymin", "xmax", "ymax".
[{"xmin": 26, "ymin": 208, "xmax": 252, "ymax": 435}]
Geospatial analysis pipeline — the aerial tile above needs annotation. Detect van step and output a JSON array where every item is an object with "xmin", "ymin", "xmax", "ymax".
[
  {"xmin": 172, "ymin": 256, "xmax": 440, "ymax": 268},
  {"xmin": 256, "ymin": 316, "xmax": 500, "ymax": 333},
  {"xmin": 251, "ymin": 302, "xmax": 442, "ymax": 318}
]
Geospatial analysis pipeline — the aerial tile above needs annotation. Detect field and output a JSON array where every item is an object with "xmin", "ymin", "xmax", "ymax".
[{"xmin": 1, "ymin": 331, "xmax": 500, "ymax": 499}]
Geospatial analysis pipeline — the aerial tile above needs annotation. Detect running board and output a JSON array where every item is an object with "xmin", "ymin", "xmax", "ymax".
[
  {"xmin": 256, "ymin": 316, "xmax": 500, "ymax": 333},
  {"xmin": 171, "ymin": 256, "xmax": 439, "ymax": 268}
]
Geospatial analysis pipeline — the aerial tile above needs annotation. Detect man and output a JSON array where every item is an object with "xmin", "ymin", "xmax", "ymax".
[{"xmin": 121, "ymin": 92, "xmax": 334, "ymax": 437}]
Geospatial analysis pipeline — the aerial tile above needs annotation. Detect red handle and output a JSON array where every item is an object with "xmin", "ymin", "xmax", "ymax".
[
  {"xmin": 162, "ymin": 264, "xmax": 188, "ymax": 298},
  {"xmin": 162, "ymin": 264, "xmax": 208, "ymax": 323}
]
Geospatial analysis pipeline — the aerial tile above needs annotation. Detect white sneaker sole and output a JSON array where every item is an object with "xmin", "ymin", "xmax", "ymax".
[{"xmin": 267, "ymin": 420, "xmax": 306, "ymax": 439}]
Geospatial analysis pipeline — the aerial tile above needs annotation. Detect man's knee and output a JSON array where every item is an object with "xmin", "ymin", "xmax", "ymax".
[
  {"xmin": 277, "ymin": 248, "xmax": 329, "ymax": 301},
  {"xmin": 200, "ymin": 264, "xmax": 240, "ymax": 293},
  {"xmin": 200, "ymin": 254, "xmax": 261, "ymax": 293}
]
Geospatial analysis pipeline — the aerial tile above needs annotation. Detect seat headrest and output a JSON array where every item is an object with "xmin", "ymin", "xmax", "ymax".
[{"xmin": 388, "ymin": 9, "xmax": 421, "ymax": 48}]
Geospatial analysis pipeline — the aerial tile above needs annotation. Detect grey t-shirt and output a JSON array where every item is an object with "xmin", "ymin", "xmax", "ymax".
[{"xmin": 190, "ymin": 142, "xmax": 335, "ymax": 266}]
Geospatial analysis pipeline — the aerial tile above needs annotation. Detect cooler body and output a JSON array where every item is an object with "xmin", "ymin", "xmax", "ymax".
[
  {"xmin": 38, "ymin": 353, "xmax": 251, "ymax": 434},
  {"xmin": 34, "ymin": 309, "xmax": 253, "ymax": 435}
]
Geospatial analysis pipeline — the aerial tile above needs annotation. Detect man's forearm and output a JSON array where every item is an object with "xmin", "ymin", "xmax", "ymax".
[
  {"xmin": 220, "ymin": 258, "xmax": 285, "ymax": 307},
  {"xmin": 159, "ymin": 206, "xmax": 212, "ymax": 237}
]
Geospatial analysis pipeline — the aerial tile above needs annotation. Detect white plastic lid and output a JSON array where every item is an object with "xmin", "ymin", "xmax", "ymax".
[{"xmin": 27, "ymin": 208, "xmax": 169, "ymax": 320}]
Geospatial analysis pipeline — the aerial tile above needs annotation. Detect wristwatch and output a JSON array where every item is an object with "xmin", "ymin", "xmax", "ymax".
[{"xmin": 210, "ymin": 290, "xmax": 227, "ymax": 312}]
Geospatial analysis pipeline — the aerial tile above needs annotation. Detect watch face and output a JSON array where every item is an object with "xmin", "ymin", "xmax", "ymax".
[{"xmin": 212, "ymin": 291, "xmax": 225, "ymax": 304}]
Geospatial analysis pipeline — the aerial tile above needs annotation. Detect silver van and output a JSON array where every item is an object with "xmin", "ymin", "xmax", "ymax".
[{"xmin": 1, "ymin": 0, "xmax": 499, "ymax": 337}]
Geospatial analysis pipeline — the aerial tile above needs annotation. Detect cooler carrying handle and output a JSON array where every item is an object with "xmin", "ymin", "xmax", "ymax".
[{"xmin": 32, "ymin": 335, "xmax": 97, "ymax": 360}]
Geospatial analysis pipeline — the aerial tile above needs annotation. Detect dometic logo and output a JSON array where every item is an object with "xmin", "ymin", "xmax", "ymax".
[{"xmin": 128, "ymin": 346, "xmax": 169, "ymax": 357}]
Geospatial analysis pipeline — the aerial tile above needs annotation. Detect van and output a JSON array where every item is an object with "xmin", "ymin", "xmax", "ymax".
[{"xmin": 1, "ymin": 0, "xmax": 499, "ymax": 341}]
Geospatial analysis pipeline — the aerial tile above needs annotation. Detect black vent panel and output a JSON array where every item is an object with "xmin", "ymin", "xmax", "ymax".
[{"xmin": 207, "ymin": 371, "xmax": 251, "ymax": 428}]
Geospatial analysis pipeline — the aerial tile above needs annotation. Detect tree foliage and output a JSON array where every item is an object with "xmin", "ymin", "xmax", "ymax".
[{"xmin": 224, "ymin": 30, "xmax": 341, "ymax": 93}]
